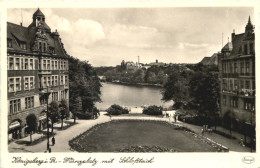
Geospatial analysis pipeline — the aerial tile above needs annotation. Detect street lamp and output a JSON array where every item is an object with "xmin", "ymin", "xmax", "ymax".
[{"xmin": 41, "ymin": 86, "xmax": 53, "ymax": 152}]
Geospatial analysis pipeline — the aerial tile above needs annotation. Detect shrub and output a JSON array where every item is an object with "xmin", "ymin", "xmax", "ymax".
[
  {"xmin": 76, "ymin": 112, "xmax": 93, "ymax": 119},
  {"xmin": 143, "ymin": 105, "xmax": 163, "ymax": 116},
  {"xmin": 107, "ymin": 104, "xmax": 129, "ymax": 115}
]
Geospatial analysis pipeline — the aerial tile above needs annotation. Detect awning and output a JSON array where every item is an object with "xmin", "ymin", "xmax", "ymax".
[
  {"xmin": 39, "ymin": 115, "xmax": 47, "ymax": 120},
  {"xmin": 9, "ymin": 121, "xmax": 21, "ymax": 129}
]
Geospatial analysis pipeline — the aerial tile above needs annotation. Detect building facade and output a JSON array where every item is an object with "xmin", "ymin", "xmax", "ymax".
[
  {"xmin": 7, "ymin": 9, "xmax": 69, "ymax": 140},
  {"xmin": 218, "ymin": 17, "xmax": 255, "ymax": 136}
]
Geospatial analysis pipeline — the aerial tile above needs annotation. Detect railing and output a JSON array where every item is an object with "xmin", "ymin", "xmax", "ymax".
[
  {"xmin": 240, "ymin": 89, "xmax": 255, "ymax": 97},
  {"xmin": 38, "ymin": 70, "xmax": 51, "ymax": 75}
]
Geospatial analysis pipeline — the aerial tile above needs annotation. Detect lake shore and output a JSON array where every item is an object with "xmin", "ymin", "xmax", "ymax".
[{"xmin": 107, "ymin": 81, "xmax": 163, "ymax": 88}]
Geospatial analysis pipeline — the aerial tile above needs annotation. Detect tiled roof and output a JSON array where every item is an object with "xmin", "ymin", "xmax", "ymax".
[
  {"xmin": 230, "ymin": 33, "xmax": 244, "ymax": 55},
  {"xmin": 221, "ymin": 42, "xmax": 233, "ymax": 52},
  {"xmin": 200, "ymin": 53, "xmax": 218, "ymax": 66},
  {"xmin": 7, "ymin": 22, "xmax": 68, "ymax": 58}
]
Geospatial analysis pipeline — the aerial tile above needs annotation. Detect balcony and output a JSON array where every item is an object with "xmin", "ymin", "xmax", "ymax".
[
  {"xmin": 240, "ymin": 73, "xmax": 255, "ymax": 77},
  {"xmin": 222, "ymin": 90, "xmax": 238, "ymax": 95},
  {"xmin": 240, "ymin": 89, "xmax": 255, "ymax": 97}
]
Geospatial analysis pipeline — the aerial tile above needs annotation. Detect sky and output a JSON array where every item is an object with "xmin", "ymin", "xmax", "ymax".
[{"xmin": 7, "ymin": 7, "xmax": 254, "ymax": 67}]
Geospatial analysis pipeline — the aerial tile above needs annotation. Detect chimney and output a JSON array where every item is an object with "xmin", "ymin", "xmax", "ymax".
[
  {"xmin": 20, "ymin": 22, "xmax": 23, "ymax": 26},
  {"xmin": 156, "ymin": 59, "xmax": 158, "ymax": 63},
  {"xmin": 231, "ymin": 29, "xmax": 235, "ymax": 42}
]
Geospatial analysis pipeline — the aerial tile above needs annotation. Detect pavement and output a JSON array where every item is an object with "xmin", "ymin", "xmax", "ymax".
[{"xmin": 8, "ymin": 112, "xmax": 251, "ymax": 153}]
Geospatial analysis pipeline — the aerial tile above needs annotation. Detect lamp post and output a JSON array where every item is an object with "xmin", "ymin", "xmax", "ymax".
[{"xmin": 41, "ymin": 86, "xmax": 53, "ymax": 152}]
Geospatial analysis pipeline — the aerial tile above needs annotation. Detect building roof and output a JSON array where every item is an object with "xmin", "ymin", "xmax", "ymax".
[
  {"xmin": 7, "ymin": 21, "xmax": 68, "ymax": 58},
  {"xmin": 230, "ymin": 33, "xmax": 244, "ymax": 55},
  {"xmin": 221, "ymin": 42, "xmax": 233, "ymax": 52},
  {"xmin": 33, "ymin": 8, "xmax": 45, "ymax": 19},
  {"xmin": 199, "ymin": 53, "xmax": 218, "ymax": 65}
]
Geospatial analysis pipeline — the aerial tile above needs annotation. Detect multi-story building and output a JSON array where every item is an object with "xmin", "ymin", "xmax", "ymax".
[
  {"xmin": 218, "ymin": 17, "xmax": 255, "ymax": 139},
  {"xmin": 7, "ymin": 8, "xmax": 69, "ymax": 140}
]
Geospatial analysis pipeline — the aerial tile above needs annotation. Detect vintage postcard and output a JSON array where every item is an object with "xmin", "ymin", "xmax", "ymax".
[{"xmin": 0, "ymin": 1, "xmax": 259, "ymax": 168}]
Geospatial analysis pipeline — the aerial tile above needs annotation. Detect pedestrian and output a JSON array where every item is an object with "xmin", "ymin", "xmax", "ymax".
[
  {"xmin": 239, "ymin": 138, "xmax": 245, "ymax": 147},
  {"xmin": 174, "ymin": 115, "xmax": 177, "ymax": 123},
  {"xmin": 52, "ymin": 136, "xmax": 55, "ymax": 146},
  {"xmin": 49, "ymin": 147, "xmax": 52, "ymax": 153}
]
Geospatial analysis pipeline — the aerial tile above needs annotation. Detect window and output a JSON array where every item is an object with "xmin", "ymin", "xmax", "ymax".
[
  {"xmin": 43, "ymin": 77, "xmax": 47, "ymax": 88},
  {"xmin": 234, "ymin": 80, "xmax": 238, "ymax": 91},
  {"xmin": 47, "ymin": 60, "xmax": 50, "ymax": 70},
  {"xmin": 229, "ymin": 80, "xmax": 233, "ymax": 91},
  {"xmin": 51, "ymin": 60, "xmax": 54, "ymax": 70},
  {"xmin": 230, "ymin": 97, "xmax": 238, "ymax": 108},
  {"xmin": 245, "ymin": 81, "xmax": 250, "ymax": 89},
  {"xmin": 8, "ymin": 77, "xmax": 21, "ymax": 92},
  {"xmin": 7, "ymin": 39, "xmax": 12, "ymax": 48},
  {"xmin": 222, "ymin": 79, "xmax": 227, "ymax": 90},
  {"xmin": 244, "ymin": 99, "xmax": 254, "ymax": 111},
  {"xmin": 51, "ymin": 76, "xmax": 55, "ymax": 86},
  {"xmin": 244, "ymin": 44, "xmax": 248, "ymax": 55},
  {"xmin": 16, "ymin": 78, "xmax": 21, "ymax": 91},
  {"xmin": 43, "ymin": 60, "xmax": 46, "ymax": 70},
  {"xmin": 245, "ymin": 62, "xmax": 250, "ymax": 73},
  {"xmin": 249, "ymin": 43, "xmax": 254, "ymax": 54},
  {"xmin": 15, "ymin": 58, "xmax": 20, "ymax": 70},
  {"xmin": 20, "ymin": 42, "xmax": 26, "ymax": 50},
  {"xmin": 43, "ymin": 43, "xmax": 46, "ymax": 52},
  {"xmin": 25, "ymin": 96, "xmax": 34, "ymax": 109},
  {"xmin": 229, "ymin": 63, "xmax": 233, "ymax": 73},
  {"xmin": 9, "ymin": 57, "xmax": 14, "ymax": 70},
  {"xmin": 240, "ymin": 80, "xmax": 244, "ymax": 91},
  {"xmin": 60, "ymin": 61, "xmax": 63, "ymax": 70},
  {"xmin": 240, "ymin": 62, "xmax": 244, "ymax": 73},
  {"xmin": 60, "ymin": 75, "xmax": 64, "ymax": 85},
  {"xmin": 9, "ymin": 99, "xmax": 21, "ymax": 114},
  {"xmin": 24, "ymin": 58, "xmax": 28, "ymax": 70},
  {"xmin": 30, "ymin": 77, "xmax": 34, "ymax": 89},
  {"xmin": 55, "ymin": 76, "xmax": 58, "ymax": 86},
  {"xmin": 24, "ymin": 77, "xmax": 29, "ymax": 90},
  {"xmin": 8, "ymin": 78, "xmax": 14, "ymax": 92},
  {"xmin": 55, "ymin": 61, "xmax": 58, "ymax": 70},
  {"xmin": 234, "ymin": 63, "xmax": 238, "ymax": 73},
  {"xmin": 64, "ymin": 61, "xmax": 66, "ymax": 70},
  {"xmin": 47, "ymin": 76, "xmax": 51, "ymax": 86},
  {"xmin": 40, "ymin": 95, "xmax": 47, "ymax": 105},
  {"xmin": 52, "ymin": 92, "xmax": 58, "ymax": 101},
  {"xmin": 39, "ymin": 42, "xmax": 42, "ymax": 51},
  {"xmin": 29, "ymin": 59, "xmax": 34, "ymax": 70},
  {"xmin": 65, "ymin": 75, "xmax": 68, "ymax": 85}
]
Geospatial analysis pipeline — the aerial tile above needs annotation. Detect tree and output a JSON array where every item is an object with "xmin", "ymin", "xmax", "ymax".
[
  {"xmin": 26, "ymin": 114, "xmax": 37, "ymax": 143},
  {"xmin": 70, "ymin": 96, "xmax": 82, "ymax": 124},
  {"xmin": 48, "ymin": 101, "xmax": 59, "ymax": 133},
  {"xmin": 189, "ymin": 72, "xmax": 220, "ymax": 128},
  {"xmin": 161, "ymin": 72, "xmax": 190, "ymax": 108},
  {"xmin": 59, "ymin": 99, "xmax": 69, "ymax": 129},
  {"xmin": 69, "ymin": 56, "xmax": 102, "ymax": 115}
]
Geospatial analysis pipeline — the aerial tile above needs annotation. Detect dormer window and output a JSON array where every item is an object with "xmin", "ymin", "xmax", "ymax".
[
  {"xmin": 39, "ymin": 42, "xmax": 42, "ymax": 51},
  {"xmin": 43, "ymin": 43, "xmax": 46, "ymax": 52},
  {"xmin": 20, "ymin": 41, "xmax": 26, "ymax": 50},
  {"xmin": 7, "ymin": 38, "xmax": 12, "ymax": 48},
  {"xmin": 49, "ymin": 47, "xmax": 55, "ymax": 54}
]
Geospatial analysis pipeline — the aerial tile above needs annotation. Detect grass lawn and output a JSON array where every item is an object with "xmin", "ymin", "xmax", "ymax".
[{"xmin": 69, "ymin": 120, "xmax": 219, "ymax": 152}]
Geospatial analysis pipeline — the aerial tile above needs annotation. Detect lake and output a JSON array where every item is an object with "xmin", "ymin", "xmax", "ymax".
[{"xmin": 96, "ymin": 82, "xmax": 173, "ymax": 110}]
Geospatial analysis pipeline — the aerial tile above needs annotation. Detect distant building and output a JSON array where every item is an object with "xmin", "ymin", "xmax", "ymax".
[
  {"xmin": 200, "ymin": 53, "xmax": 218, "ymax": 66},
  {"xmin": 148, "ymin": 59, "xmax": 165, "ymax": 67},
  {"xmin": 218, "ymin": 17, "xmax": 255, "ymax": 134},
  {"xmin": 7, "ymin": 8, "xmax": 69, "ymax": 140}
]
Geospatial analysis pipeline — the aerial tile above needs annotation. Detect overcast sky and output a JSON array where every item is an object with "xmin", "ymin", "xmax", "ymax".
[{"xmin": 8, "ymin": 7, "xmax": 254, "ymax": 67}]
